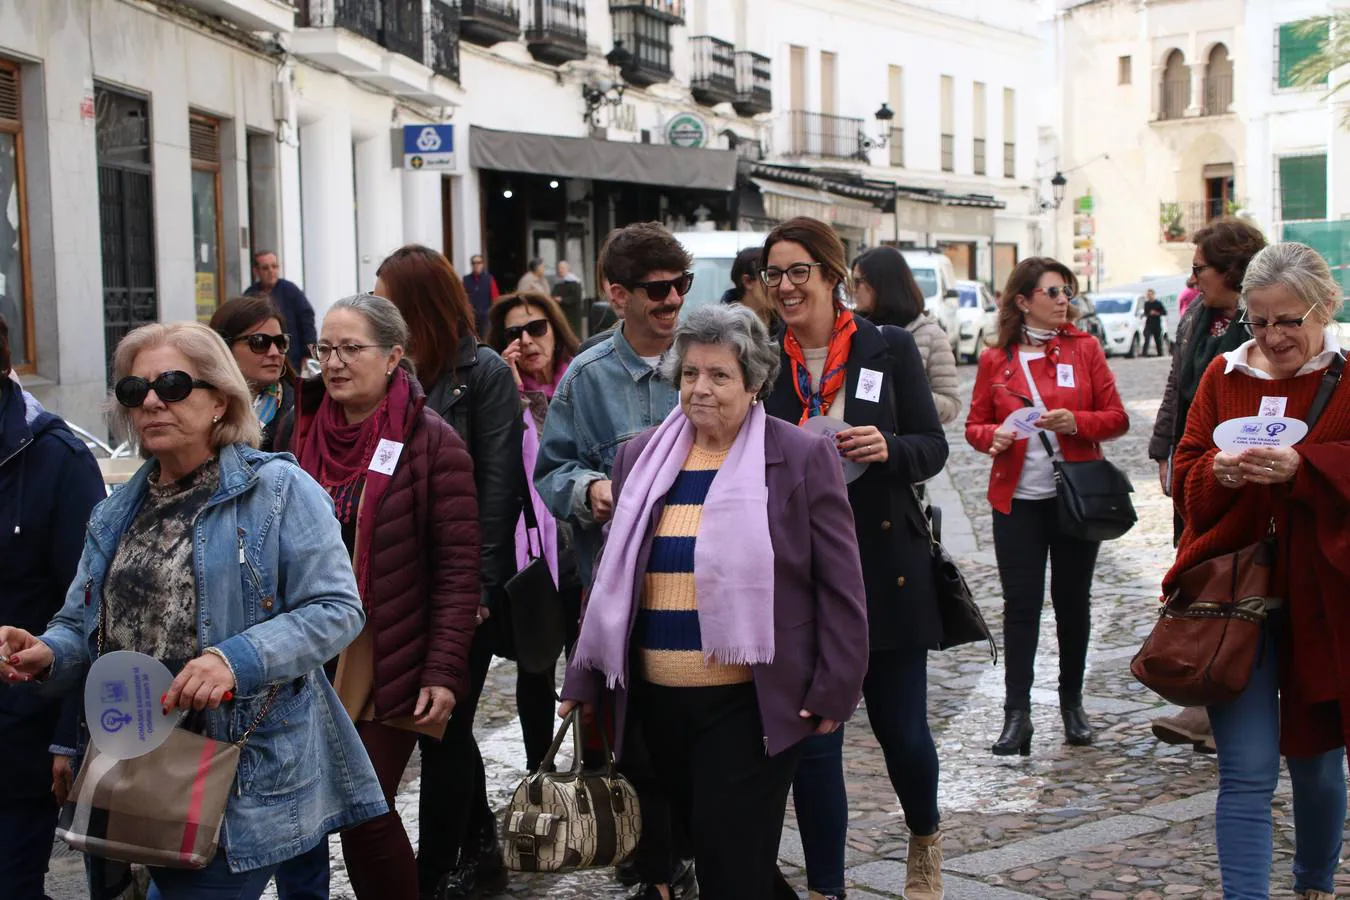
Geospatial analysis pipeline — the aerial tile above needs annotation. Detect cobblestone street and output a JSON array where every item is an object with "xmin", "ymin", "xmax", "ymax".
[{"xmin": 48, "ymin": 355, "xmax": 1345, "ymax": 899}]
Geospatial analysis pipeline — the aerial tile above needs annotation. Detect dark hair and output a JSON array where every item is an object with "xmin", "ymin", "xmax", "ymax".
[
  {"xmin": 853, "ymin": 247, "xmax": 925, "ymax": 327},
  {"xmin": 1192, "ymin": 217, "xmax": 1268, "ymax": 293},
  {"xmin": 528, "ymin": 257, "xmax": 545, "ymax": 272},
  {"xmin": 601, "ymin": 222, "xmax": 693, "ymax": 287},
  {"xmin": 995, "ymin": 257, "xmax": 1080, "ymax": 348},
  {"xmin": 376, "ymin": 244, "xmax": 477, "ymax": 388},
  {"xmin": 0, "ymin": 314, "xmax": 10, "ymax": 378},
  {"xmin": 725, "ymin": 246, "xmax": 762, "ymax": 303},
  {"xmin": 487, "ymin": 292, "xmax": 580, "ymax": 362},
  {"xmin": 761, "ymin": 217, "xmax": 850, "ymax": 306},
  {"xmin": 209, "ymin": 296, "xmax": 297, "ymax": 380}
]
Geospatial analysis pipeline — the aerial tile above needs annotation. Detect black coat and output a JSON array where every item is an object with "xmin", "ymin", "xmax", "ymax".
[
  {"xmin": 763, "ymin": 317, "xmax": 949, "ymax": 652},
  {"xmin": 0, "ymin": 380, "xmax": 105, "ymax": 799}
]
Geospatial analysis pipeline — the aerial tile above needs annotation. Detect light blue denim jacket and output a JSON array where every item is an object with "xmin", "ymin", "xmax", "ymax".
[
  {"xmin": 533, "ymin": 324, "xmax": 679, "ymax": 586},
  {"xmin": 38, "ymin": 443, "xmax": 386, "ymax": 873}
]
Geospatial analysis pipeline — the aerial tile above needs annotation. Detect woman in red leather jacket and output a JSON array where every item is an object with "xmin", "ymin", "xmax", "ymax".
[{"xmin": 965, "ymin": 257, "xmax": 1128, "ymax": 757}]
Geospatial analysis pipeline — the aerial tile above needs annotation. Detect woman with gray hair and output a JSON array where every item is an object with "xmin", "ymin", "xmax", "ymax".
[
  {"xmin": 284, "ymin": 294, "xmax": 482, "ymax": 899},
  {"xmin": 1164, "ymin": 242, "xmax": 1350, "ymax": 900},
  {"xmin": 0, "ymin": 321, "xmax": 385, "ymax": 898},
  {"xmin": 559, "ymin": 304, "xmax": 869, "ymax": 899}
]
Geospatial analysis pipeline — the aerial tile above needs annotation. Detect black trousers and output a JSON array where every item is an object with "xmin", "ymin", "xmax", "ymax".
[
  {"xmin": 633, "ymin": 680, "xmax": 802, "ymax": 900},
  {"xmin": 992, "ymin": 498, "xmax": 1100, "ymax": 711},
  {"xmin": 1143, "ymin": 319, "xmax": 1165, "ymax": 356}
]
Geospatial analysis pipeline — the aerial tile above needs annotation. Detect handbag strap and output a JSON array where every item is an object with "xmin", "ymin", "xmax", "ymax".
[
  {"xmin": 518, "ymin": 448, "xmax": 544, "ymax": 561},
  {"xmin": 1304, "ymin": 352, "xmax": 1345, "ymax": 432},
  {"xmin": 538, "ymin": 708, "xmax": 617, "ymax": 778}
]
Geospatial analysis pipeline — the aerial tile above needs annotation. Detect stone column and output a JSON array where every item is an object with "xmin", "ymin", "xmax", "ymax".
[
  {"xmin": 299, "ymin": 112, "xmax": 357, "ymax": 320},
  {"xmin": 354, "ymin": 135, "xmax": 404, "ymax": 292}
]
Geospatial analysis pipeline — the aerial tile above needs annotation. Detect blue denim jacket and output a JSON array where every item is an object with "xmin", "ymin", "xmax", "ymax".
[
  {"xmin": 38, "ymin": 443, "xmax": 386, "ymax": 873},
  {"xmin": 533, "ymin": 325, "xmax": 679, "ymax": 586}
]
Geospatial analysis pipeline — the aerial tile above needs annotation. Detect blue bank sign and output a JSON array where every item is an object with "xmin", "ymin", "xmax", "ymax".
[{"xmin": 403, "ymin": 124, "xmax": 455, "ymax": 170}]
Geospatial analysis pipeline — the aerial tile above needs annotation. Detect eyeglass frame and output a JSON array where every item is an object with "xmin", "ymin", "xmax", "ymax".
[
  {"xmin": 1032, "ymin": 285, "xmax": 1076, "ymax": 301},
  {"xmin": 114, "ymin": 370, "xmax": 217, "ymax": 408},
  {"xmin": 623, "ymin": 272, "xmax": 695, "ymax": 302},
  {"xmin": 1236, "ymin": 303, "xmax": 1323, "ymax": 335},
  {"xmin": 309, "ymin": 342, "xmax": 393, "ymax": 364},
  {"xmin": 760, "ymin": 262, "xmax": 824, "ymax": 288},
  {"xmin": 231, "ymin": 333, "xmax": 292, "ymax": 355},
  {"xmin": 502, "ymin": 318, "xmax": 552, "ymax": 344}
]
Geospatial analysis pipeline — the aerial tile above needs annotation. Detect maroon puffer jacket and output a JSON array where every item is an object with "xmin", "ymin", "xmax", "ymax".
[{"xmin": 285, "ymin": 376, "xmax": 481, "ymax": 718}]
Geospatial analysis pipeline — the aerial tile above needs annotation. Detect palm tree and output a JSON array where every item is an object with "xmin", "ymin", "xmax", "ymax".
[{"xmin": 1291, "ymin": 12, "xmax": 1350, "ymax": 126}]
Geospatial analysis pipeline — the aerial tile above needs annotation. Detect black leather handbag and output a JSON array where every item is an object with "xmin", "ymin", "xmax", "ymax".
[
  {"xmin": 904, "ymin": 488, "xmax": 997, "ymax": 659},
  {"xmin": 1034, "ymin": 430, "xmax": 1137, "ymax": 541},
  {"xmin": 505, "ymin": 490, "xmax": 567, "ymax": 675}
]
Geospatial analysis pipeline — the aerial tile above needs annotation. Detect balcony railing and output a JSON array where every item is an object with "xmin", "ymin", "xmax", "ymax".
[
  {"xmin": 785, "ymin": 110, "xmax": 865, "ymax": 161},
  {"xmin": 940, "ymin": 133, "xmax": 954, "ymax": 172},
  {"xmin": 456, "ymin": 0, "xmax": 520, "ymax": 46},
  {"xmin": 1159, "ymin": 198, "xmax": 1245, "ymax": 242},
  {"xmin": 889, "ymin": 127, "xmax": 904, "ymax": 167},
  {"xmin": 525, "ymin": 0, "xmax": 586, "ymax": 64},
  {"xmin": 429, "ymin": 0, "xmax": 461, "ymax": 81},
  {"xmin": 691, "ymin": 36, "xmax": 736, "ymax": 106},
  {"xmin": 612, "ymin": 8, "xmax": 674, "ymax": 86},
  {"xmin": 1159, "ymin": 79, "xmax": 1190, "ymax": 120},
  {"xmin": 381, "ymin": 0, "xmax": 423, "ymax": 61},
  {"xmin": 973, "ymin": 137, "xmax": 987, "ymax": 175},
  {"xmin": 608, "ymin": 0, "xmax": 684, "ymax": 24},
  {"xmin": 301, "ymin": 0, "xmax": 426, "ymax": 60},
  {"xmin": 1204, "ymin": 72, "xmax": 1233, "ymax": 115},
  {"xmin": 734, "ymin": 50, "xmax": 772, "ymax": 116}
]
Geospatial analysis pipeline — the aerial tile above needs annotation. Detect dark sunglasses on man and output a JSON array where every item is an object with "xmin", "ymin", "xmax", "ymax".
[
  {"xmin": 502, "ymin": 319, "xmax": 551, "ymax": 343},
  {"xmin": 115, "ymin": 370, "xmax": 216, "ymax": 408},
  {"xmin": 230, "ymin": 333, "xmax": 292, "ymax": 355},
  {"xmin": 626, "ymin": 272, "xmax": 694, "ymax": 302}
]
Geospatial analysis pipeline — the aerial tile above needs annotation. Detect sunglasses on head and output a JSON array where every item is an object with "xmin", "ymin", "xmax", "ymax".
[
  {"xmin": 115, "ymin": 370, "xmax": 216, "ymax": 408},
  {"xmin": 231, "ymin": 333, "xmax": 292, "ymax": 355},
  {"xmin": 502, "ymin": 319, "xmax": 550, "ymax": 343},
  {"xmin": 627, "ymin": 272, "xmax": 694, "ymax": 302}
]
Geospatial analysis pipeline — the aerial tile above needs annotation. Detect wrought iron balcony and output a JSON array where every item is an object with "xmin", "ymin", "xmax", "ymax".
[
  {"xmin": 456, "ymin": 0, "xmax": 520, "ymax": 47},
  {"xmin": 734, "ymin": 50, "xmax": 771, "ymax": 116},
  {"xmin": 691, "ymin": 36, "xmax": 736, "ymax": 106},
  {"xmin": 608, "ymin": 0, "xmax": 684, "ymax": 25},
  {"xmin": 525, "ymin": 0, "xmax": 587, "ymax": 65},
  {"xmin": 1159, "ymin": 198, "xmax": 1245, "ymax": 243},
  {"xmin": 300, "ymin": 0, "xmax": 423, "ymax": 61},
  {"xmin": 785, "ymin": 111, "xmax": 865, "ymax": 161},
  {"xmin": 611, "ymin": 8, "xmax": 673, "ymax": 86},
  {"xmin": 380, "ymin": 0, "xmax": 423, "ymax": 62},
  {"xmin": 429, "ymin": 0, "xmax": 461, "ymax": 81}
]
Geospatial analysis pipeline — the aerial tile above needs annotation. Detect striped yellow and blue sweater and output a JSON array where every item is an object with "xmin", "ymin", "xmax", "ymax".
[{"xmin": 635, "ymin": 445, "xmax": 753, "ymax": 687}]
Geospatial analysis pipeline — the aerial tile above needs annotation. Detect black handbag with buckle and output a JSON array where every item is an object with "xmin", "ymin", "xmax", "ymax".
[
  {"xmin": 903, "ymin": 488, "xmax": 997, "ymax": 659},
  {"xmin": 504, "ymin": 484, "xmax": 567, "ymax": 676}
]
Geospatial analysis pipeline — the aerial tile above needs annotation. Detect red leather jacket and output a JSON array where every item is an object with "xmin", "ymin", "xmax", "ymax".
[{"xmin": 965, "ymin": 326, "xmax": 1129, "ymax": 514}]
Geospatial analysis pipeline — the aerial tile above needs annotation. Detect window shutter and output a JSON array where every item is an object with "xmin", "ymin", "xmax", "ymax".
[
  {"xmin": 189, "ymin": 115, "xmax": 220, "ymax": 166},
  {"xmin": 0, "ymin": 64, "xmax": 19, "ymax": 124},
  {"xmin": 1278, "ymin": 20, "xmax": 1328, "ymax": 89},
  {"xmin": 1279, "ymin": 154, "xmax": 1328, "ymax": 222}
]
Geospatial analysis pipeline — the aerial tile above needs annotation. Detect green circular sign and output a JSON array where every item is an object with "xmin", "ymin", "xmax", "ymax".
[{"xmin": 666, "ymin": 113, "xmax": 708, "ymax": 149}]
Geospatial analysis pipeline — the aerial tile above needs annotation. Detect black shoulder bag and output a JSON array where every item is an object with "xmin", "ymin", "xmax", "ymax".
[
  {"xmin": 902, "ymin": 488, "xmax": 997, "ymax": 659},
  {"xmin": 1026, "ymin": 405, "xmax": 1137, "ymax": 542},
  {"xmin": 504, "ymin": 475, "xmax": 567, "ymax": 675}
]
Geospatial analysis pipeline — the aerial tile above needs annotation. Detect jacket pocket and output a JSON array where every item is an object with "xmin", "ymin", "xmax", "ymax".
[{"xmin": 235, "ymin": 678, "xmax": 319, "ymax": 799}]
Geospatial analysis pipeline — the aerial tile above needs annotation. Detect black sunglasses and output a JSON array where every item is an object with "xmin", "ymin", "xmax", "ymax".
[
  {"xmin": 115, "ymin": 370, "xmax": 216, "ymax": 408},
  {"xmin": 627, "ymin": 272, "xmax": 694, "ymax": 302},
  {"xmin": 502, "ymin": 319, "xmax": 551, "ymax": 343},
  {"xmin": 231, "ymin": 333, "xmax": 292, "ymax": 355}
]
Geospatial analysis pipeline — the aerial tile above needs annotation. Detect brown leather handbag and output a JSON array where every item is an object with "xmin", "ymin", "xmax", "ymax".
[{"xmin": 1130, "ymin": 526, "xmax": 1276, "ymax": 707}]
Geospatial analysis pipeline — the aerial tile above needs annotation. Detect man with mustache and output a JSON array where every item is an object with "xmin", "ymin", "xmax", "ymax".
[{"xmin": 535, "ymin": 221, "xmax": 696, "ymax": 900}]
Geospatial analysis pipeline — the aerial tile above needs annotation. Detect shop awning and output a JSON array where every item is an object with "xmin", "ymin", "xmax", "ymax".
[
  {"xmin": 750, "ymin": 178, "xmax": 883, "ymax": 230},
  {"xmin": 470, "ymin": 127, "xmax": 740, "ymax": 192}
]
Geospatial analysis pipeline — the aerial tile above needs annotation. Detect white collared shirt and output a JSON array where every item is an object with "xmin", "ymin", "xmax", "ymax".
[{"xmin": 1222, "ymin": 331, "xmax": 1343, "ymax": 380}]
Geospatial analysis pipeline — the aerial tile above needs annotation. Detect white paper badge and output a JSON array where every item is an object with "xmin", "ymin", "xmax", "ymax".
[
  {"xmin": 1258, "ymin": 396, "xmax": 1288, "ymax": 418},
  {"xmin": 1212, "ymin": 416, "xmax": 1309, "ymax": 453},
  {"xmin": 1000, "ymin": 407, "xmax": 1046, "ymax": 440},
  {"xmin": 802, "ymin": 416, "xmax": 869, "ymax": 483},
  {"xmin": 84, "ymin": 651, "xmax": 183, "ymax": 760},
  {"xmin": 855, "ymin": 368, "xmax": 883, "ymax": 403},
  {"xmin": 368, "ymin": 439, "xmax": 404, "ymax": 476},
  {"xmin": 1057, "ymin": 364, "xmax": 1076, "ymax": 388}
]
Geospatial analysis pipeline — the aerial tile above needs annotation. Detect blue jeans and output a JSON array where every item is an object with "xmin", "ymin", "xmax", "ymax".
[
  {"xmin": 147, "ymin": 854, "xmax": 280, "ymax": 900},
  {"xmin": 1207, "ymin": 625, "xmax": 1347, "ymax": 899},
  {"xmin": 792, "ymin": 649, "xmax": 941, "ymax": 895},
  {"xmin": 273, "ymin": 840, "xmax": 330, "ymax": 900}
]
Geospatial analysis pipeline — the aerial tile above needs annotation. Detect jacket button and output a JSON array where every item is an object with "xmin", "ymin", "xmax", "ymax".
[
  {"xmin": 896, "ymin": 576, "xmax": 906, "ymax": 587},
  {"xmin": 880, "ymin": 520, "xmax": 891, "ymax": 530},
  {"xmin": 262, "ymin": 597, "xmax": 274, "ymax": 611}
]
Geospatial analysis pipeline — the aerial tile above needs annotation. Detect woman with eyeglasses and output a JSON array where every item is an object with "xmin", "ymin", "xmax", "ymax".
[
  {"xmin": 210, "ymin": 297, "xmax": 296, "ymax": 453},
  {"xmin": 372, "ymin": 245, "xmax": 522, "ymax": 900},
  {"xmin": 965, "ymin": 258, "xmax": 1128, "ymax": 756},
  {"xmin": 1166, "ymin": 243, "xmax": 1350, "ymax": 900},
  {"xmin": 0, "ymin": 321, "xmax": 385, "ymax": 899},
  {"xmin": 486, "ymin": 292, "xmax": 584, "ymax": 773},
  {"xmin": 759, "ymin": 217, "xmax": 950, "ymax": 900},
  {"xmin": 283, "ymin": 294, "xmax": 481, "ymax": 900}
]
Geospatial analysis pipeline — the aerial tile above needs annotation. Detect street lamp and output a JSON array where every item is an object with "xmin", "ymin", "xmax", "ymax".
[
  {"xmin": 860, "ymin": 102, "xmax": 896, "ymax": 156},
  {"xmin": 582, "ymin": 41, "xmax": 633, "ymax": 125},
  {"xmin": 1051, "ymin": 171, "xmax": 1068, "ymax": 208}
]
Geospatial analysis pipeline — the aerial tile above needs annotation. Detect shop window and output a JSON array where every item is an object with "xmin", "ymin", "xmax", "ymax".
[
  {"xmin": 190, "ymin": 113, "xmax": 224, "ymax": 323},
  {"xmin": 1276, "ymin": 19, "xmax": 1328, "ymax": 90},
  {"xmin": 1277, "ymin": 153, "xmax": 1328, "ymax": 222},
  {"xmin": 0, "ymin": 60, "xmax": 32, "ymax": 370}
]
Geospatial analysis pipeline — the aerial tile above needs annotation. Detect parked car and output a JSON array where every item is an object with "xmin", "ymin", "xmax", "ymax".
[
  {"xmin": 954, "ymin": 279, "xmax": 998, "ymax": 363},
  {"xmin": 1071, "ymin": 293, "xmax": 1107, "ymax": 349},
  {"xmin": 1090, "ymin": 274, "xmax": 1187, "ymax": 358},
  {"xmin": 901, "ymin": 250, "xmax": 962, "ymax": 352}
]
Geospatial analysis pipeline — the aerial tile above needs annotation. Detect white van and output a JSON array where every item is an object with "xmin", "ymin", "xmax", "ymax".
[
  {"xmin": 954, "ymin": 280, "xmax": 999, "ymax": 363},
  {"xmin": 901, "ymin": 250, "xmax": 961, "ymax": 352},
  {"xmin": 1089, "ymin": 274, "xmax": 1188, "ymax": 358},
  {"xmin": 672, "ymin": 231, "xmax": 769, "ymax": 318}
]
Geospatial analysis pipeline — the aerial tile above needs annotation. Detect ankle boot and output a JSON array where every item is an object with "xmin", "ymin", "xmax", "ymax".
[
  {"xmin": 905, "ymin": 830, "xmax": 944, "ymax": 900},
  {"xmin": 1061, "ymin": 705, "xmax": 1094, "ymax": 746},
  {"xmin": 437, "ymin": 817, "xmax": 508, "ymax": 899},
  {"xmin": 991, "ymin": 710, "xmax": 1033, "ymax": 756}
]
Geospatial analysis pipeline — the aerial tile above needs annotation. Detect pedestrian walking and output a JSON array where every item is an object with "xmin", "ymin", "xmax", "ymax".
[
  {"xmin": 1147, "ymin": 218, "xmax": 1266, "ymax": 753},
  {"xmin": 560, "ymin": 303, "xmax": 869, "ymax": 900},
  {"xmin": 1165, "ymin": 242, "xmax": 1350, "ymax": 900},
  {"xmin": 463, "ymin": 254, "xmax": 501, "ymax": 337},
  {"xmin": 759, "ymin": 217, "xmax": 950, "ymax": 900},
  {"xmin": 486, "ymin": 291, "xmax": 583, "ymax": 773},
  {"xmin": 852, "ymin": 246, "xmax": 962, "ymax": 424},
  {"xmin": 246, "ymin": 251, "xmax": 317, "ymax": 372},
  {"xmin": 287, "ymin": 295, "xmax": 481, "ymax": 900},
  {"xmin": 1142, "ymin": 288, "xmax": 1167, "ymax": 357},
  {"xmin": 0, "ymin": 320, "xmax": 385, "ymax": 899},
  {"xmin": 0, "ymin": 316, "xmax": 105, "ymax": 900},
  {"xmin": 371, "ymin": 244, "xmax": 522, "ymax": 900},
  {"xmin": 517, "ymin": 258, "xmax": 551, "ymax": 296},
  {"xmin": 210, "ymin": 297, "xmax": 296, "ymax": 453},
  {"xmin": 721, "ymin": 245, "xmax": 778, "ymax": 329},
  {"xmin": 965, "ymin": 257, "xmax": 1128, "ymax": 756},
  {"xmin": 535, "ymin": 221, "xmax": 699, "ymax": 899}
]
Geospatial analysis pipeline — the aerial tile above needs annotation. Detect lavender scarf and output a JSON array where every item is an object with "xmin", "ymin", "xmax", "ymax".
[
  {"xmin": 573, "ymin": 402, "xmax": 776, "ymax": 689},
  {"xmin": 515, "ymin": 410, "xmax": 559, "ymax": 583}
]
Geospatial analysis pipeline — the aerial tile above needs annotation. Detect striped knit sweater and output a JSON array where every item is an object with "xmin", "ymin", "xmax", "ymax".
[{"xmin": 634, "ymin": 445, "xmax": 753, "ymax": 687}]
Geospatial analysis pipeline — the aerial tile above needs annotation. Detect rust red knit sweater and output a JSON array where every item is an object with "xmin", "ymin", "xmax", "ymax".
[{"xmin": 1165, "ymin": 355, "xmax": 1350, "ymax": 755}]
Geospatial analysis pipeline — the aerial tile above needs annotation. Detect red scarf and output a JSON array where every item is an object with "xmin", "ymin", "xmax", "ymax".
[
  {"xmin": 293, "ymin": 368, "xmax": 413, "ymax": 605},
  {"xmin": 784, "ymin": 310, "xmax": 858, "ymax": 425}
]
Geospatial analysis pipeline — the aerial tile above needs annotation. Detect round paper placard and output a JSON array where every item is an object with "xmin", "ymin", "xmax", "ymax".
[
  {"xmin": 84, "ymin": 651, "xmax": 183, "ymax": 760},
  {"xmin": 802, "ymin": 417, "xmax": 869, "ymax": 484},
  {"xmin": 1000, "ymin": 407, "xmax": 1045, "ymax": 440},
  {"xmin": 1212, "ymin": 416, "xmax": 1309, "ymax": 454}
]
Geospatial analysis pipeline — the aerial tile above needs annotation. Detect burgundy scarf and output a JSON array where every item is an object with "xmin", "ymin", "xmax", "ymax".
[{"xmin": 293, "ymin": 368, "xmax": 413, "ymax": 604}]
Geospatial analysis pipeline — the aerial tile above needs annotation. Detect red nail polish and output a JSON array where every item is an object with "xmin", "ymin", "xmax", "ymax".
[
  {"xmin": 161, "ymin": 706, "xmax": 168, "ymax": 716},
  {"xmin": 223, "ymin": 691, "xmax": 233, "ymax": 702},
  {"xmin": 160, "ymin": 693, "xmax": 167, "ymax": 704},
  {"xmin": 9, "ymin": 655, "xmax": 19, "ymax": 665}
]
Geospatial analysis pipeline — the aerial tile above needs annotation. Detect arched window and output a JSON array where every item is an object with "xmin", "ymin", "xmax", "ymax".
[
  {"xmin": 1205, "ymin": 44, "xmax": 1233, "ymax": 115},
  {"xmin": 1161, "ymin": 50, "xmax": 1190, "ymax": 119}
]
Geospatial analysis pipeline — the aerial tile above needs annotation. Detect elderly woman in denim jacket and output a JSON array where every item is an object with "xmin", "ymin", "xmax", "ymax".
[{"xmin": 0, "ymin": 321, "xmax": 384, "ymax": 900}]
